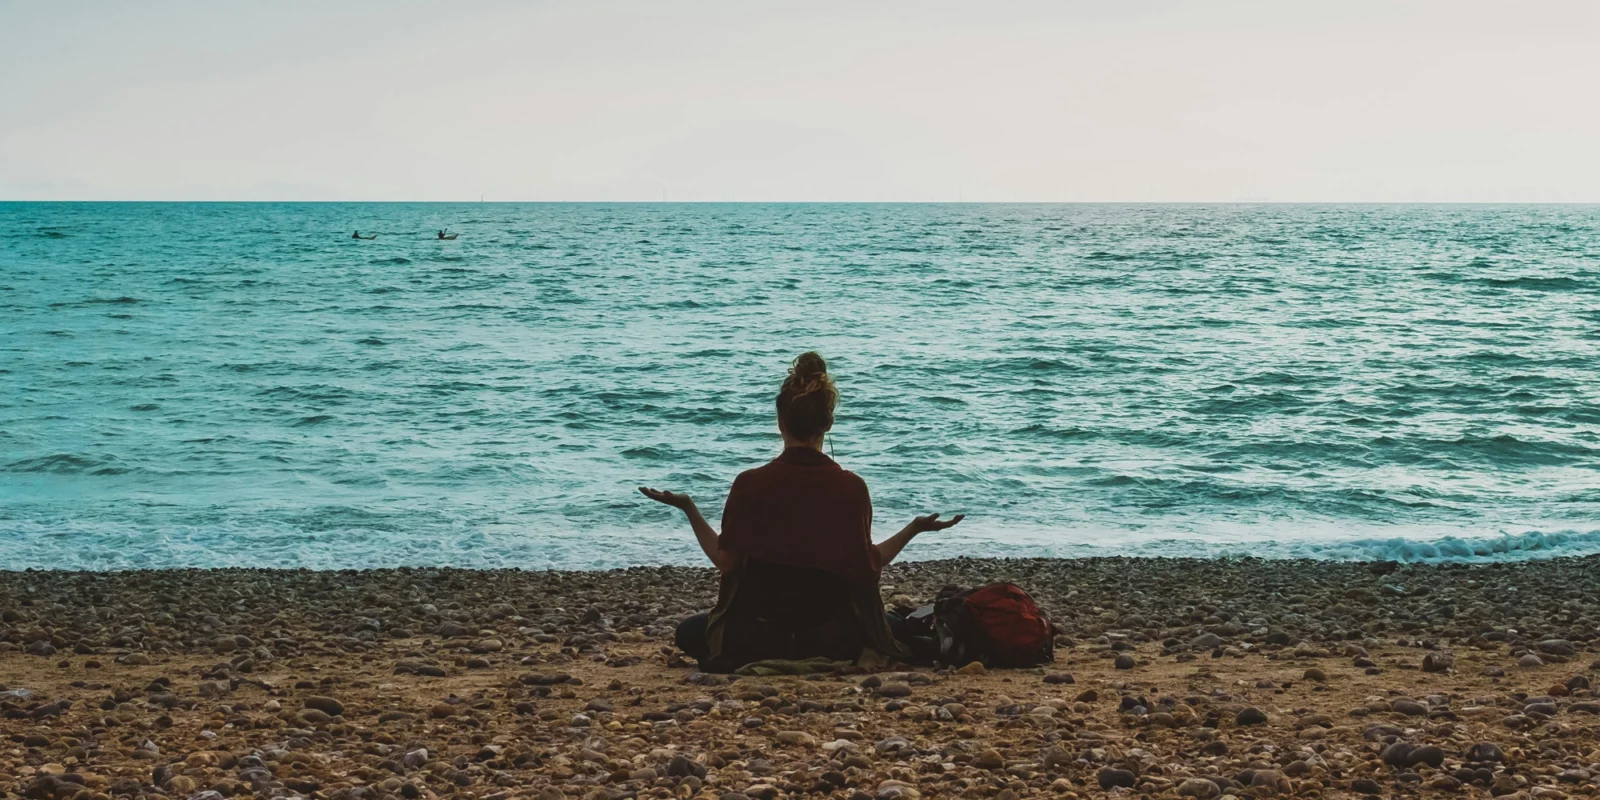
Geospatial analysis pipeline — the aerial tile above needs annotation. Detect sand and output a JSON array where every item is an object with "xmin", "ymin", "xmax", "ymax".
[{"xmin": 1, "ymin": 556, "xmax": 1597, "ymax": 800}]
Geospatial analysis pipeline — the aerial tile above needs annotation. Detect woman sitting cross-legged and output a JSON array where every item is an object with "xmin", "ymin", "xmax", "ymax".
[{"xmin": 639, "ymin": 351, "xmax": 962, "ymax": 672}]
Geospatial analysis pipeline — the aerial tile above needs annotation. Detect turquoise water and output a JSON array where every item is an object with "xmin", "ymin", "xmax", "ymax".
[{"xmin": 3, "ymin": 202, "xmax": 1599, "ymax": 569}]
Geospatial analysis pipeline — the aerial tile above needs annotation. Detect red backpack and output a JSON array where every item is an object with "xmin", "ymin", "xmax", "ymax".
[{"xmin": 932, "ymin": 583, "xmax": 1056, "ymax": 668}]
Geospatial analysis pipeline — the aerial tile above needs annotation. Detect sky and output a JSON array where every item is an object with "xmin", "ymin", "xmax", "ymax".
[{"xmin": 2, "ymin": 1, "xmax": 1597, "ymax": 202}]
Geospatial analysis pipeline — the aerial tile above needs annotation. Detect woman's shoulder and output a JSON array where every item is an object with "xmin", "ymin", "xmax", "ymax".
[
  {"xmin": 838, "ymin": 468, "xmax": 870, "ymax": 496},
  {"xmin": 736, "ymin": 459, "xmax": 867, "ymax": 489},
  {"xmin": 730, "ymin": 461, "xmax": 783, "ymax": 491}
]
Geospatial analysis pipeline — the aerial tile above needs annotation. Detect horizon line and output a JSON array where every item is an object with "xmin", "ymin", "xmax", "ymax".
[{"xmin": 4, "ymin": 199, "xmax": 1600, "ymax": 205}]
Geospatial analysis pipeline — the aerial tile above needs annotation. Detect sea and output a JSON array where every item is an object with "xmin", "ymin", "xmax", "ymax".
[{"xmin": 3, "ymin": 202, "xmax": 1598, "ymax": 571}]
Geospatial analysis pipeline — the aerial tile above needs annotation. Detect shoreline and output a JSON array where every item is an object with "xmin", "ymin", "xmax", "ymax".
[
  {"xmin": 3, "ymin": 524, "xmax": 1597, "ymax": 574},
  {"xmin": 2, "ymin": 555, "xmax": 1596, "ymax": 799},
  {"xmin": 6, "ymin": 544, "xmax": 1600, "ymax": 574}
]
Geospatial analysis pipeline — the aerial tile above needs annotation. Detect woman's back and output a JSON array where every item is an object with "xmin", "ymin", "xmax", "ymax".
[{"xmin": 718, "ymin": 446, "xmax": 881, "ymax": 587}]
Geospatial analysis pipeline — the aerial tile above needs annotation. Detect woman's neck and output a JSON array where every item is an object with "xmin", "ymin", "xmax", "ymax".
[{"xmin": 781, "ymin": 435, "xmax": 825, "ymax": 452}]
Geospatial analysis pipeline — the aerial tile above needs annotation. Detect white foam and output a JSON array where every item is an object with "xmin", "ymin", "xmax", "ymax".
[{"xmin": 2, "ymin": 516, "xmax": 1597, "ymax": 571}]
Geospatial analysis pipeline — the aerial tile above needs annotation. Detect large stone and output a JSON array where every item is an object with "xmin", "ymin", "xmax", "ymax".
[
  {"xmin": 1422, "ymin": 652, "xmax": 1454, "ymax": 673},
  {"xmin": 1407, "ymin": 745, "xmax": 1445, "ymax": 769},
  {"xmin": 775, "ymin": 730, "xmax": 816, "ymax": 747},
  {"xmin": 1466, "ymin": 743, "xmax": 1504, "ymax": 763},
  {"xmin": 1098, "ymin": 768, "xmax": 1137, "ymax": 789},
  {"xmin": 1236, "ymin": 707, "xmax": 1268, "ymax": 726},
  {"xmin": 974, "ymin": 749, "xmax": 1005, "ymax": 769},
  {"xmin": 1250, "ymin": 770, "xmax": 1291, "ymax": 794},
  {"xmin": 304, "ymin": 696, "xmax": 344, "ymax": 717}
]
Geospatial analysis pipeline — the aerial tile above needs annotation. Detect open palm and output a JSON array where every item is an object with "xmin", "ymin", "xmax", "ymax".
[
  {"xmin": 639, "ymin": 486, "xmax": 695, "ymax": 510},
  {"xmin": 912, "ymin": 512, "xmax": 964, "ymax": 534}
]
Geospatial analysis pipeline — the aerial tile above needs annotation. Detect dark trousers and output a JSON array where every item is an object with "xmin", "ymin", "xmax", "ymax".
[
  {"xmin": 675, "ymin": 612, "xmax": 713, "ymax": 661},
  {"xmin": 674, "ymin": 609, "xmax": 929, "ymax": 666}
]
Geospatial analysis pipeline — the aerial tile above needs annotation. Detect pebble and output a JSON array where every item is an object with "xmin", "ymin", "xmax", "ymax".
[
  {"xmin": 1381, "ymin": 742, "xmax": 1415, "ymax": 767},
  {"xmin": 874, "ymin": 736, "xmax": 912, "ymax": 755},
  {"xmin": 1098, "ymin": 768, "xmax": 1137, "ymax": 789},
  {"xmin": 1391, "ymin": 698, "xmax": 1428, "ymax": 716},
  {"xmin": 875, "ymin": 779, "xmax": 921, "ymax": 799},
  {"xmin": 0, "ymin": 557, "xmax": 1594, "ymax": 800},
  {"xmin": 1408, "ymin": 745, "xmax": 1445, "ymax": 768},
  {"xmin": 1236, "ymin": 707, "xmax": 1268, "ymax": 726},
  {"xmin": 666, "ymin": 755, "xmax": 707, "ymax": 779},
  {"xmin": 303, "ymin": 696, "xmax": 344, "ymax": 716},
  {"xmin": 1466, "ymin": 743, "xmax": 1505, "ymax": 763},
  {"xmin": 1250, "ymin": 770, "xmax": 1290, "ymax": 794}
]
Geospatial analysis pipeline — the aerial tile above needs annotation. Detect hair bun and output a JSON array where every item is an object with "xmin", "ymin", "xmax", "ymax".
[
  {"xmin": 777, "ymin": 351, "xmax": 838, "ymax": 441},
  {"xmin": 791, "ymin": 351, "xmax": 828, "ymax": 380}
]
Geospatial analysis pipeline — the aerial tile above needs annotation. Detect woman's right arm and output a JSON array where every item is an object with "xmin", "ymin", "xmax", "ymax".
[
  {"xmin": 638, "ymin": 487, "xmax": 737, "ymax": 574},
  {"xmin": 874, "ymin": 512, "xmax": 965, "ymax": 566}
]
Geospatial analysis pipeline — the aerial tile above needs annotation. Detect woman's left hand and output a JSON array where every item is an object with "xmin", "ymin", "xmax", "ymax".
[{"xmin": 910, "ymin": 512, "xmax": 964, "ymax": 534}]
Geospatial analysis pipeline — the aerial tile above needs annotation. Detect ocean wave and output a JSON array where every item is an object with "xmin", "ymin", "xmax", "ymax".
[
  {"xmin": 1472, "ymin": 276, "xmax": 1585, "ymax": 291},
  {"xmin": 0, "ymin": 518, "xmax": 1594, "ymax": 572},
  {"xmin": 257, "ymin": 384, "xmax": 354, "ymax": 402},
  {"xmin": 5, "ymin": 453, "xmax": 131, "ymax": 475},
  {"xmin": 621, "ymin": 445, "xmax": 672, "ymax": 460},
  {"xmin": 1369, "ymin": 433, "xmax": 1597, "ymax": 467},
  {"xmin": 1280, "ymin": 529, "xmax": 1600, "ymax": 562}
]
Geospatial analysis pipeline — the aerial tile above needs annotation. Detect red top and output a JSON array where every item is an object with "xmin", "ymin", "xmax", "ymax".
[{"xmin": 718, "ymin": 447, "xmax": 881, "ymax": 586}]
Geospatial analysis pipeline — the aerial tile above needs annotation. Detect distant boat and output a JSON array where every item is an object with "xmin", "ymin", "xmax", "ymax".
[
  {"xmin": 352, "ymin": 231, "xmax": 377, "ymax": 240},
  {"xmin": 436, "ymin": 229, "xmax": 458, "ymax": 240}
]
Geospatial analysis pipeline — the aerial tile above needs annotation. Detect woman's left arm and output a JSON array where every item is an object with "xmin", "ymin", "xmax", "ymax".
[
  {"xmin": 638, "ymin": 488, "xmax": 737, "ymax": 573},
  {"xmin": 874, "ymin": 512, "xmax": 964, "ymax": 566}
]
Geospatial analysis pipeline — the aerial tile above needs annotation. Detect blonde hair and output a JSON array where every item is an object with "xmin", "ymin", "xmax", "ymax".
[{"xmin": 776, "ymin": 351, "xmax": 837, "ymax": 441}]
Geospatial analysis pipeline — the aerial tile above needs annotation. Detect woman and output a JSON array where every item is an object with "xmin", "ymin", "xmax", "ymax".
[{"xmin": 640, "ymin": 352, "xmax": 962, "ymax": 671}]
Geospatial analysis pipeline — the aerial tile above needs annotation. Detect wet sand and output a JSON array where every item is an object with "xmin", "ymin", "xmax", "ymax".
[{"xmin": 2, "ymin": 556, "xmax": 1597, "ymax": 800}]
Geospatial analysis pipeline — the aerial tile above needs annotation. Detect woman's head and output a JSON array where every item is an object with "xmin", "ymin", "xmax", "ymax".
[{"xmin": 776, "ymin": 351, "xmax": 837, "ymax": 444}]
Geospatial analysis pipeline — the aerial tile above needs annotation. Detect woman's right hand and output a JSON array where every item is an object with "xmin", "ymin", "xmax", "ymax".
[{"xmin": 639, "ymin": 487, "xmax": 696, "ymax": 511}]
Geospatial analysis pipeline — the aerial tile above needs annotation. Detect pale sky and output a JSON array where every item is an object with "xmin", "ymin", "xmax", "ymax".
[{"xmin": 3, "ymin": 1, "xmax": 1597, "ymax": 201}]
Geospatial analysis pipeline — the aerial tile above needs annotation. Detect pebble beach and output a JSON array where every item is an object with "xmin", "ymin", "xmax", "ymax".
[{"xmin": 3, "ymin": 556, "xmax": 1598, "ymax": 800}]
